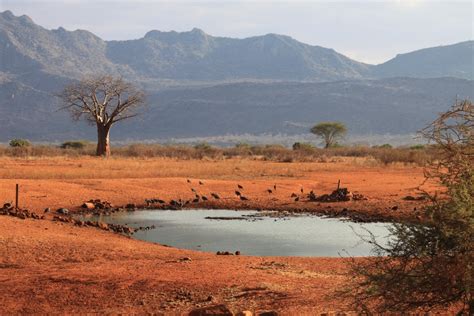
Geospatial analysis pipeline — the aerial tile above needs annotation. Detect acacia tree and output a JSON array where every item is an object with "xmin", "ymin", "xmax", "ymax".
[
  {"xmin": 310, "ymin": 122, "xmax": 347, "ymax": 148},
  {"xmin": 59, "ymin": 75, "xmax": 145, "ymax": 157},
  {"xmin": 345, "ymin": 100, "xmax": 473, "ymax": 314}
]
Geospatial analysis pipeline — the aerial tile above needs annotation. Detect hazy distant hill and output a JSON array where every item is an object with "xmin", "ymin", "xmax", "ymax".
[
  {"xmin": 0, "ymin": 10, "xmax": 473, "ymax": 143},
  {"xmin": 1, "ymin": 76, "xmax": 471, "ymax": 141},
  {"xmin": 106, "ymin": 29, "xmax": 370, "ymax": 81},
  {"xmin": 373, "ymin": 41, "xmax": 473, "ymax": 80}
]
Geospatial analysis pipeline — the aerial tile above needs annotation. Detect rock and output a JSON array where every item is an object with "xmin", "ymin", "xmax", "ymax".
[
  {"xmin": 82, "ymin": 202, "xmax": 95, "ymax": 210},
  {"xmin": 179, "ymin": 257, "xmax": 192, "ymax": 262},
  {"xmin": 56, "ymin": 208, "xmax": 69, "ymax": 215},
  {"xmin": 188, "ymin": 304, "xmax": 233, "ymax": 316},
  {"xmin": 237, "ymin": 312, "xmax": 252, "ymax": 316},
  {"xmin": 98, "ymin": 222, "xmax": 109, "ymax": 230}
]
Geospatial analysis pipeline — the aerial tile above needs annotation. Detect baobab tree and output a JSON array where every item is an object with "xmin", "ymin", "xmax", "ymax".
[
  {"xmin": 310, "ymin": 121, "xmax": 347, "ymax": 148},
  {"xmin": 59, "ymin": 75, "xmax": 145, "ymax": 156}
]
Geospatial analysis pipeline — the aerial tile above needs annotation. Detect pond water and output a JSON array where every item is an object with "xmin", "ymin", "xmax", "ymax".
[{"xmin": 82, "ymin": 209, "xmax": 392, "ymax": 257}]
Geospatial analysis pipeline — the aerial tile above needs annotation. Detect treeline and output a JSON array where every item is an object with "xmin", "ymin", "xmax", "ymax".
[{"xmin": 0, "ymin": 141, "xmax": 434, "ymax": 165}]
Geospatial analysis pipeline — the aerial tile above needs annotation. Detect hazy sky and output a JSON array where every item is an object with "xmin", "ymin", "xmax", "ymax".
[{"xmin": 1, "ymin": 0, "xmax": 472, "ymax": 64}]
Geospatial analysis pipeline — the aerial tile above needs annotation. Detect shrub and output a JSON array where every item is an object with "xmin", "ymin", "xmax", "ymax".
[
  {"xmin": 292, "ymin": 142, "xmax": 315, "ymax": 151},
  {"xmin": 373, "ymin": 143, "xmax": 393, "ymax": 149},
  {"xmin": 9, "ymin": 139, "xmax": 31, "ymax": 147},
  {"xmin": 410, "ymin": 144, "xmax": 425, "ymax": 150},
  {"xmin": 60, "ymin": 140, "xmax": 89, "ymax": 149},
  {"xmin": 193, "ymin": 142, "xmax": 213, "ymax": 151}
]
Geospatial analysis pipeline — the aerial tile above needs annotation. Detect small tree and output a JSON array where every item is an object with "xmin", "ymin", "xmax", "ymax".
[
  {"xmin": 345, "ymin": 100, "xmax": 473, "ymax": 314},
  {"xmin": 9, "ymin": 139, "xmax": 31, "ymax": 147},
  {"xmin": 59, "ymin": 75, "xmax": 145, "ymax": 157},
  {"xmin": 310, "ymin": 122, "xmax": 347, "ymax": 148}
]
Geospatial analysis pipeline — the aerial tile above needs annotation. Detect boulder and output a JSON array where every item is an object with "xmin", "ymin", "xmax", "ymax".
[
  {"xmin": 56, "ymin": 208, "xmax": 69, "ymax": 215},
  {"xmin": 98, "ymin": 222, "xmax": 109, "ymax": 230},
  {"xmin": 82, "ymin": 202, "xmax": 95, "ymax": 210}
]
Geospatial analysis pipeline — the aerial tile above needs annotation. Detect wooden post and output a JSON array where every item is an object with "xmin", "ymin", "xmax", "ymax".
[
  {"xmin": 15, "ymin": 184, "xmax": 19, "ymax": 209},
  {"xmin": 337, "ymin": 179, "xmax": 341, "ymax": 190}
]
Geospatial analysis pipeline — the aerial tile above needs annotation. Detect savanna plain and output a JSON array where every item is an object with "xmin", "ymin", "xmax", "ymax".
[{"xmin": 0, "ymin": 148, "xmax": 437, "ymax": 315}]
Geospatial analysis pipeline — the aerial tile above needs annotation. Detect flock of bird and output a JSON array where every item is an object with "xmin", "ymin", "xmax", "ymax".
[{"xmin": 146, "ymin": 179, "xmax": 308, "ymax": 207}]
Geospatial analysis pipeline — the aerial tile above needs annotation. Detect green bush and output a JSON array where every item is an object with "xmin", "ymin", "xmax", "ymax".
[
  {"xmin": 410, "ymin": 144, "xmax": 425, "ymax": 150},
  {"xmin": 60, "ymin": 140, "xmax": 89, "ymax": 149},
  {"xmin": 9, "ymin": 139, "xmax": 31, "ymax": 147},
  {"xmin": 373, "ymin": 143, "xmax": 393, "ymax": 149}
]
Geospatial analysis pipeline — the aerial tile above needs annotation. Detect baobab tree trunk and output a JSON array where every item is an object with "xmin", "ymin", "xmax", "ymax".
[{"xmin": 96, "ymin": 124, "xmax": 111, "ymax": 157}]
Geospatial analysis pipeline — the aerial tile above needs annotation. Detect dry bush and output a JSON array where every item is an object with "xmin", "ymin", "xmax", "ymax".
[{"xmin": 0, "ymin": 143, "xmax": 434, "ymax": 165}]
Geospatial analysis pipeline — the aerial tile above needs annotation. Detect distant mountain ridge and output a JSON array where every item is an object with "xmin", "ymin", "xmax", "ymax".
[
  {"xmin": 0, "ymin": 10, "xmax": 472, "ymax": 142},
  {"xmin": 1, "ymin": 10, "xmax": 472, "ymax": 84}
]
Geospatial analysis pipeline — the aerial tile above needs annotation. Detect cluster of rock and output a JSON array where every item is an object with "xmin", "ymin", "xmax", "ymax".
[
  {"xmin": 53, "ymin": 216, "xmax": 136, "ymax": 234},
  {"xmin": 403, "ymin": 195, "xmax": 428, "ymax": 201},
  {"xmin": 216, "ymin": 251, "xmax": 241, "ymax": 256},
  {"xmin": 309, "ymin": 188, "xmax": 367, "ymax": 202},
  {"xmin": 189, "ymin": 305, "xmax": 277, "ymax": 316},
  {"xmin": 82, "ymin": 199, "xmax": 113, "ymax": 210},
  {"xmin": 0, "ymin": 203, "xmax": 43, "ymax": 220}
]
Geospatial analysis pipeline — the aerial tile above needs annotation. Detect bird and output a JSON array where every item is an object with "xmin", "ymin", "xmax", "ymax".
[
  {"xmin": 201, "ymin": 195, "xmax": 208, "ymax": 201},
  {"xmin": 237, "ymin": 184, "xmax": 244, "ymax": 190},
  {"xmin": 235, "ymin": 190, "xmax": 242, "ymax": 196},
  {"xmin": 187, "ymin": 179, "xmax": 191, "ymax": 183},
  {"xmin": 192, "ymin": 198, "xmax": 200, "ymax": 203},
  {"xmin": 294, "ymin": 197, "xmax": 300, "ymax": 202},
  {"xmin": 240, "ymin": 196, "xmax": 248, "ymax": 201},
  {"xmin": 199, "ymin": 181, "xmax": 204, "ymax": 185},
  {"xmin": 267, "ymin": 189, "xmax": 273, "ymax": 194},
  {"xmin": 290, "ymin": 193, "xmax": 297, "ymax": 198},
  {"xmin": 273, "ymin": 184, "xmax": 277, "ymax": 190},
  {"xmin": 195, "ymin": 194, "xmax": 200, "ymax": 199},
  {"xmin": 300, "ymin": 187, "xmax": 304, "ymax": 193},
  {"xmin": 211, "ymin": 193, "xmax": 220, "ymax": 199},
  {"xmin": 191, "ymin": 188, "xmax": 196, "ymax": 193}
]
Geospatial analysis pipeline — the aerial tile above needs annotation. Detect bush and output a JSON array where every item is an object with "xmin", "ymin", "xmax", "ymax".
[
  {"xmin": 193, "ymin": 142, "xmax": 213, "ymax": 151},
  {"xmin": 373, "ymin": 143, "xmax": 393, "ymax": 149},
  {"xmin": 9, "ymin": 139, "xmax": 31, "ymax": 147},
  {"xmin": 60, "ymin": 140, "xmax": 89, "ymax": 149},
  {"xmin": 410, "ymin": 144, "xmax": 425, "ymax": 150},
  {"xmin": 292, "ymin": 142, "xmax": 315, "ymax": 151}
]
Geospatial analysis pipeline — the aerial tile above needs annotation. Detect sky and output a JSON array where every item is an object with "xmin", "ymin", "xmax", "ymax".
[{"xmin": 1, "ymin": 0, "xmax": 472, "ymax": 64}]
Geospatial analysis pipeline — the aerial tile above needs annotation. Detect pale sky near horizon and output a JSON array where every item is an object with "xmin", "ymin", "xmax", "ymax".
[{"xmin": 1, "ymin": 0, "xmax": 472, "ymax": 64}]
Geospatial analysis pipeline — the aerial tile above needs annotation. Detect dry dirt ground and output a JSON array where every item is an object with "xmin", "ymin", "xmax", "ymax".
[{"xmin": 0, "ymin": 157, "xmax": 439, "ymax": 314}]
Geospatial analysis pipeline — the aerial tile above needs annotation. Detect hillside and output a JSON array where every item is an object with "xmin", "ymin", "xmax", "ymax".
[
  {"xmin": 0, "ymin": 77, "xmax": 471, "ymax": 142},
  {"xmin": 0, "ymin": 10, "xmax": 472, "ymax": 143},
  {"xmin": 373, "ymin": 41, "xmax": 473, "ymax": 80}
]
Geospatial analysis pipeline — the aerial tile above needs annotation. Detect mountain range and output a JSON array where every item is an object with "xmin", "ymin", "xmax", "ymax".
[{"xmin": 0, "ymin": 10, "xmax": 472, "ymax": 143}]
